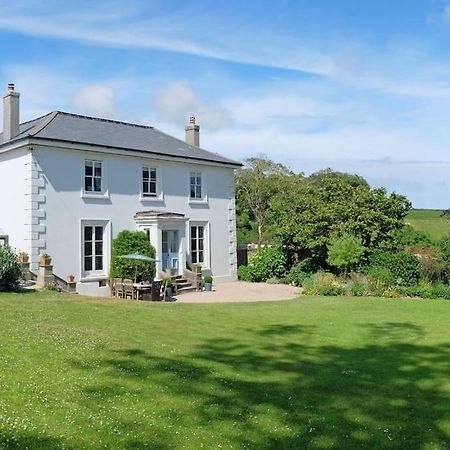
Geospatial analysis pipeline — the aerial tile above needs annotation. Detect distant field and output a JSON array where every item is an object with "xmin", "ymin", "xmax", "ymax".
[{"xmin": 406, "ymin": 209, "xmax": 449, "ymax": 242}]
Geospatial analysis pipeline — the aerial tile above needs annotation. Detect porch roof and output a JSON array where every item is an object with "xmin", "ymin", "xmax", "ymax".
[{"xmin": 134, "ymin": 210, "xmax": 186, "ymax": 220}]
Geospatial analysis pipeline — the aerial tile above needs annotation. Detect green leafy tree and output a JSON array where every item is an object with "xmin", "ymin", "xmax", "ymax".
[
  {"xmin": 110, "ymin": 231, "xmax": 156, "ymax": 281},
  {"xmin": 327, "ymin": 234, "xmax": 366, "ymax": 276},
  {"xmin": 236, "ymin": 155, "xmax": 293, "ymax": 246},
  {"xmin": 269, "ymin": 172, "xmax": 411, "ymax": 266}
]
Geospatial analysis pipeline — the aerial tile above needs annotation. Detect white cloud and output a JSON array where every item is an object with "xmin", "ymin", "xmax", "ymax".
[
  {"xmin": 72, "ymin": 84, "xmax": 116, "ymax": 117},
  {"xmin": 152, "ymin": 82, "xmax": 232, "ymax": 130}
]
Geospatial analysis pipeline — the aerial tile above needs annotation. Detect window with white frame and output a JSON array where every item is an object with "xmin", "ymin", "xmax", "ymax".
[
  {"xmin": 142, "ymin": 167, "xmax": 157, "ymax": 197},
  {"xmin": 84, "ymin": 160, "xmax": 103, "ymax": 193},
  {"xmin": 190, "ymin": 225, "xmax": 205, "ymax": 264},
  {"xmin": 190, "ymin": 171, "xmax": 202, "ymax": 199},
  {"xmin": 83, "ymin": 225, "xmax": 104, "ymax": 273}
]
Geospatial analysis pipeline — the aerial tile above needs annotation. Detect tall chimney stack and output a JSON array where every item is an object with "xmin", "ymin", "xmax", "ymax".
[
  {"xmin": 3, "ymin": 83, "xmax": 20, "ymax": 142},
  {"xmin": 185, "ymin": 114, "xmax": 200, "ymax": 147}
]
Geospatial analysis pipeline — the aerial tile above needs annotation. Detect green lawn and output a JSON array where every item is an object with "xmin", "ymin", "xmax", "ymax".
[
  {"xmin": 0, "ymin": 292, "xmax": 449, "ymax": 449},
  {"xmin": 406, "ymin": 209, "xmax": 449, "ymax": 242}
]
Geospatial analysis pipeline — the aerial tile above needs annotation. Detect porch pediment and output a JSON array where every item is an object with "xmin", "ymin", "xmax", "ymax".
[{"xmin": 134, "ymin": 210, "xmax": 188, "ymax": 226}]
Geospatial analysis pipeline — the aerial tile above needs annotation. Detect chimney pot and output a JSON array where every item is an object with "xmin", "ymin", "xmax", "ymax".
[{"xmin": 7, "ymin": 83, "xmax": 14, "ymax": 91}]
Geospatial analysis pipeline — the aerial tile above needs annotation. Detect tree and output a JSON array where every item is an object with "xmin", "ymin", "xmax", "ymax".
[
  {"xmin": 110, "ymin": 231, "xmax": 156, "ymax": 281},
  {"xmin": 236, "ymin": 155, "xmax": 293, "ymax": 246},
  {"xmin": 269, "ymin": 172, "xmax": 411, "ymax": 267},
  {"xmin": 327, "ymin": 234, "xmax": 365, "ymax": 276}
]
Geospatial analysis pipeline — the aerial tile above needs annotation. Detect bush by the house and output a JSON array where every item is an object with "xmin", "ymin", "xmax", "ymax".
[
  {"xmin": 244, "ymin": 246, "xmax": 287, "ymax": 282},
  {"xmin": 0, "ymin": 246, "xmax": 22, "ymax": 290},
  {"xmin": 303, "ymin": 272, "xmax": 345, "ymax": 296},
  {"xmin": 110, "ymin": 231, "xmax": 156, "ymax": 282},
  {"xmin": 237, "ymin": 265, "xmax": 252, "ymax": 281},
  {"xmin": 419, "ymin": 256, "xmax": 448, "ymax": 283},
  {"xmin": 367, "ymin": 252, "xmax": 421, "ymax": 286},
  {"xmin": 285, "ymin": 262, "xmax": 312, "ymax": 287}
]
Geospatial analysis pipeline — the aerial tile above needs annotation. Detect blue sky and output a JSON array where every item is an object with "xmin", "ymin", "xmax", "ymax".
[{"xmin": 1, "ymin": 0, "xmax": 450, "ymax": 207}]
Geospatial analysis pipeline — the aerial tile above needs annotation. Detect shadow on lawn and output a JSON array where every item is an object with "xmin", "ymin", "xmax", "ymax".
[{"xmin": 73, "ymin": 322, "xmax": 450, "ymax": 449}]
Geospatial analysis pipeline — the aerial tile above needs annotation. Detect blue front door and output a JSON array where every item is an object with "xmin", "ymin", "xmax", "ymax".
[{"xmin": 162, "ymin": 230, "xmax": 179, "ymax": 273}]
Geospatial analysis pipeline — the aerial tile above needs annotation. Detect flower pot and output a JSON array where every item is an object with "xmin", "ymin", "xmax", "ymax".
[
  {"xmin": 67, "ymin": 275, "xmax": 75, "ymax": 283},
  {"xmin": 164, "ymin": 287, "xmax": 172, "ymax": 299},
  {"xmin": 204, "ymin": 282, "xmax": 212, "ymax": 292},
  {"xmin": 19, "ymin": 255, "xmax": 29, "ymax": 264},
  {"xmin": 40, "ymin": 256, "xmax": 52, "ymax": 266}
]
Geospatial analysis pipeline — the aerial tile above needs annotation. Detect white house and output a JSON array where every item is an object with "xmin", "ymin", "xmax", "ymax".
[{"xmin": 0, "ymin": 84, "xmax": 240, "ymax": 296}]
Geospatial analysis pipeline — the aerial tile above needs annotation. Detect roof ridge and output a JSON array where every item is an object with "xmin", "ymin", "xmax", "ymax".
[
  {"xmin": 18, "ymin": 111, "xmax": 55, "ymax": 127},
  {"xmin": 28, "ymin": 111, "xmax": 59, "ymax": 137},
  {"xmin": 54, "ymin": 110, "xmax": 154, "ymax": 129}
]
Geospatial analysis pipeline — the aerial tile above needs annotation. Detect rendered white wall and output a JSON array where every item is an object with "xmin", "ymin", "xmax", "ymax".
[
  {"xmin": 33, "ymin": 145, "xmax": 237, "ymax": 295},
  {"xmin": 0, "ymin": 147, "xmax": 28, "ymax": 253}
]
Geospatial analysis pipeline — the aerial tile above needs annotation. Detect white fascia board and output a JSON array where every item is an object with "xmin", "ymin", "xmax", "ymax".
[{"xmin": 28, "ymin": 138, "xmax": 240, "ymax": 170}]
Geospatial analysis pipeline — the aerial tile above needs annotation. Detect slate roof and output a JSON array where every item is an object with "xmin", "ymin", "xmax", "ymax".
[{"xmin": 0, "ymin": 111, "xmax": 241, "ymax": 167}]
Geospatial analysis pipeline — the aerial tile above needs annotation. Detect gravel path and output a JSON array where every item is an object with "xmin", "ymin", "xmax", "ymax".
[{"xmin": 175, "ymin": 281, "xmax": 301, "ymax": 303}]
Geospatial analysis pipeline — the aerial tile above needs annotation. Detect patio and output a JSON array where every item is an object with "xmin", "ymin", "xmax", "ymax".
[{"xmin": 175, "ymin": 281, "xmax": 301, "ymax": 303}]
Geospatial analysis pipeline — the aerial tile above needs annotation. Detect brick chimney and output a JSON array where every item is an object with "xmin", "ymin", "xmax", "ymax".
[
  {"xmin": 3, "ymin": 83, "xmax": 20, "ymax": 142},
  {"xmin": 185, "ymin": 114, "xmax": 199, "ymax": 147}
]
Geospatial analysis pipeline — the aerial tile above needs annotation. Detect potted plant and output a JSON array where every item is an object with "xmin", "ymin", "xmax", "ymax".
[
  {"xmin": 18, "ymin": 251, "xmax": 29, "ymax": 264},
  {"xmin": 162, "ymin": 277, "xmax": 173, "ymax": 299},
  {"xmin": 67, "ymin": 274, "xmax": 75, "ymax": 283},
  {"xmin": 40, "ymin": 253, "xmax": 52, "ymax": 266},
  {"xmin": 203, "ymin": 275, "xmax": 213, "ymax": 291}
]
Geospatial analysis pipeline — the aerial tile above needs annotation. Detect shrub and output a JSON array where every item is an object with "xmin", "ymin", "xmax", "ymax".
[
  {"xmin": 245, "ymin": 247, "xmax": 286, "ymax": 282},
  {"xmin": 381, "ymin": 288, "xmax": 401, "ymax": 298},
  {"xmin": 327, "ymin": 234, "xmax": 366, "ymax": 275},
  {"xmin": 110, "ymin": 231, "xmax": 156, "ymax": 281},
  {"xmin": 285, "ymin": 262, "xmax": 312, "ymax": 287},
  {"xmin": 367, "ymin": 252, "xmax": 421, "ymax": 286},
  {"xmin": 419, "ymin": 257, "xmax": 448, "ymax": 283},
  {"xmin": 203, "ymin": 275, "xmax": 213, "ymax": 284},
  {"xmin": 265, "ymin": 277, "xmax": 281, "ymax": 284},
  {"xmin": 303, "ymin": 272, "xmax": 345, "ymax": 296},
  {"xmin": 347, "ymin": 278, "xmax": 370, "ymax": 296},
  {"xmin": 0, "ymin": 246, "xmax": 22, "ymax": 290},
  {"xmin": 237, "ymin": 265, "xmax": 252, "ymax": 281}
]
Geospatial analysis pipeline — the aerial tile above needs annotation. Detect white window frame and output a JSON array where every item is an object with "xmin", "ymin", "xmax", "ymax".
[
  {"xmin": 80, "ymin": 219, "xmax": 111, "ymax": 281},
  {"xmin": 140, "ymin": 165, "xmax": 164, "ymax": 202},
  {"xmin": 188, "ymin": 171, "xmax": 208, "ymax": 204},
  {"xmin": 0, "ymin": 235, "xmax": 8, "ymax": 246},
  {"xmin": 189, "ymin": 221, "xmax": 210, "ymax": 268},
  {"xmin": 81, "ymin": 159, "xmax": 109, "ymax": 199}
]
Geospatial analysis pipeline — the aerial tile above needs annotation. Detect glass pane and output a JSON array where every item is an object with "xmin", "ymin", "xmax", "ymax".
[
  {"xmin": 192, "ymin": 253, "xmax": 197, "ymax": 264},
  {"xmin": 199, "ymin": 239, "xmax": 203, "ymax": 251},
  {"xmin": 95, "ymin": 226, "xmax": 103, "ymax": 240},
  {"xmin": 84, "ymin": 226, "xmax": 92, "ymax": 241},
  {"xmin": 196, "ymin": 175, "xmax": 201, "ymax": 185},
  {"xmin": 84, "ymin": 242, "xmax": 92, "ymax": 256},
  {"xmin": 85, "ymin": 177, "xmax": 92, "ymax": 192},
  {"xmin": 190, "ymin": 175, "xmax": 195, "ymax": 185},
  {"xmin": 85, "ymin": 162, "xmax": 93, "ymax": 176},
  {"xmin": 143, "ymin": 181, "xmax": 148, "ymax": 193},
  {"xmin": 190, "ymin": 187, "xmax": 196, "ymax": 198},
  {"xmin": 198, "ymin": 251, "xmax": 204, "ymax": 263},
  {"xmin": 191, "ymin": 239, "xmax": 197, "ymax": 251},
  {"xmin": 196, "ymin": 185, "xmax": 202, "ymax": 198},
  {"xmin": 143, "ymin": 168, "xmax": 149, "ymax": 179},
  {"xmin": 150, "ymin": 181, "xmax": 156, "ymax": 194},
  {"xmin": 198, "ymin": 226, "xmax": 204, "ymax": 238},
  {"xmin": 94, "ymin": 163, "xmax": 102, "ymax": 177},
  {"xmin": 191, "ymin": 227, "xmax": 197, "ymax": 238},
  {"xmin": 95, "ymin": 241, "xmax": 103, "ymax": 255},
  {"xmin": 95, "ymin": 256, "xmax": 103, "ymax": 271},
  {"xmin": 84, "ymin": 256, "xmax": 92, "ymax": 271},
  {"xmin": 150, "ymin": 168, "xmax": 157, "ymax": 180},
  {"xmin": 94, "ymin": 177, "xmax": 102, "ymax": 192}
]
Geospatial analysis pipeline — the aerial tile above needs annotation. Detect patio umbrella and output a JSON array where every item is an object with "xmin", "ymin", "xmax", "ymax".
[{"xmin": 118, "ymin": 252, "xmax": 158, "ymax": 283}]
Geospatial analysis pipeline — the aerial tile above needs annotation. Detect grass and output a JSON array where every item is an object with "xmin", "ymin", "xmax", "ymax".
[
  {"xmin": 406, "ymin": 208, "xmax": 449, "ymax": 242},
  {"xmin": 0, "ymin": 291, "xmax": 449, "ymax": 449}
]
